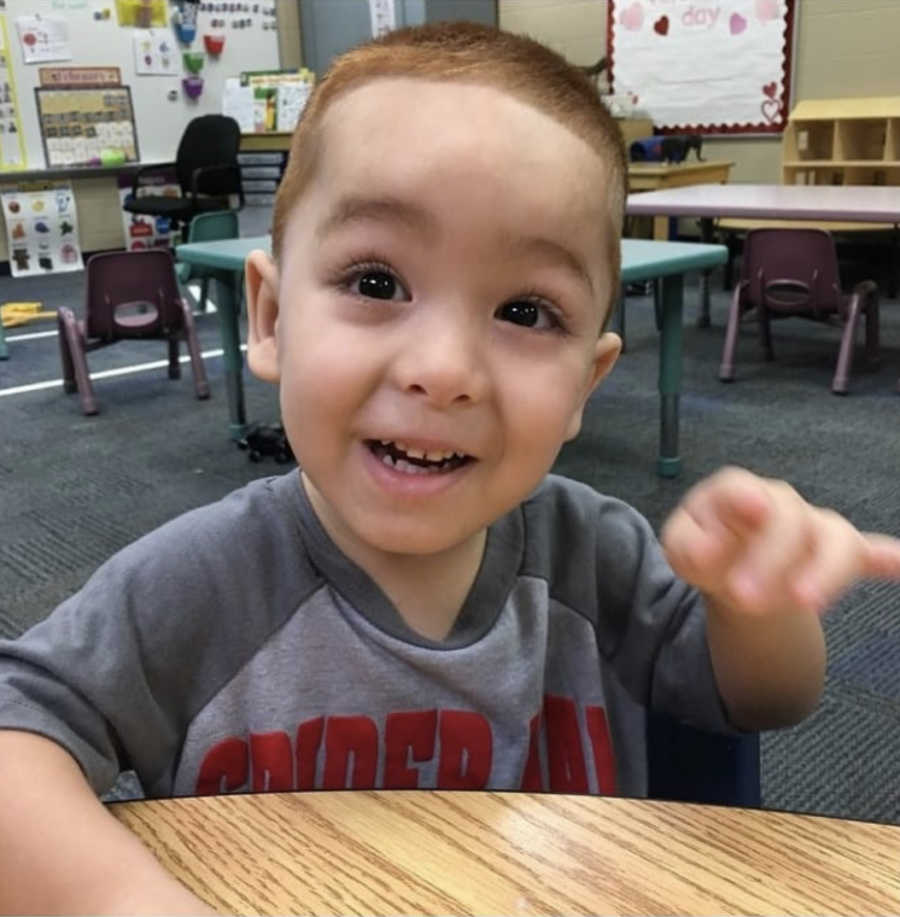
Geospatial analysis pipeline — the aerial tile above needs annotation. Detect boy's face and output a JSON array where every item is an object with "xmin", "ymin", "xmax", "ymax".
[{"xmin": 248, "ymin": 77, "xmax": 621, "ymax": 561}]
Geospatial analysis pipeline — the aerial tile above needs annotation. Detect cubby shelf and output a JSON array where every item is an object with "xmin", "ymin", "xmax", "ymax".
[{"xmin": 782, "ymin": 97, "xmax": 900, "ymax": 187}]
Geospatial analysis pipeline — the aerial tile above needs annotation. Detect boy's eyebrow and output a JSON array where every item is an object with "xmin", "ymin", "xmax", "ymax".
[
  {"xmin": 316, "ymin": 195, "xmax": 437, "ymax": 242},
  {"xmin": 317, "ymin": 194, "xmax": 593, "ymax": 295}
]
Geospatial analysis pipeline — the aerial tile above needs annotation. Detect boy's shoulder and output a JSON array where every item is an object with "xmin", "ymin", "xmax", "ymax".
[{"xmin": 515, "ymin": 474, "xmax": 672, "ymax": 643}]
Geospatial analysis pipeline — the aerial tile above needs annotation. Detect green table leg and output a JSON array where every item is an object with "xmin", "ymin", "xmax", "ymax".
[
  {"xmin": 0, "ymin": 316, "xmax": 8, "ymax": 359},
  {"xmin": 657, "ymin": 273, "xmax": 683, "ymax": 478},
  {"xmin": 212, "ymin": 267, "xmax": 247, "ymax": 440}
]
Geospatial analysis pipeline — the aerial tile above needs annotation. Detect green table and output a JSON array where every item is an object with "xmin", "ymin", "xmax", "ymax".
[
  {"xmin": 176, "ymin": 235, "xmax": 727, "ymax": 477},
  {"xmin": 620, "ymin": 238, "xmax": 728, "ymax": 476}
]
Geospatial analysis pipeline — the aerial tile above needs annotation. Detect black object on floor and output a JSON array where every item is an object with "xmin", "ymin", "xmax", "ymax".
[{"xmin": 237, "ymin": 422, "xmax": 293, "ymax": 463}]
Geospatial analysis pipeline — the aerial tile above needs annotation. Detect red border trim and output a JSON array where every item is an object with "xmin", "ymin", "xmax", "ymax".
[{"xmin": 607, "ymin": 0, "xmax": 795, "ymax": 135}]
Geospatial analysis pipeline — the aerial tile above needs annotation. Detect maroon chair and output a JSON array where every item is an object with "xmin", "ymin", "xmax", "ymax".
[
  {"xmin": 58, "ymin": 249, "xmax": 210, "ymax": 415},
  {"xmin": 719, "ymin": 228, "xmax": 879, "ymax": 394}
]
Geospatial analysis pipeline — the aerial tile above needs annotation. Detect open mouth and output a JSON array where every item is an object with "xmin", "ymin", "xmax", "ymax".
[{"xmin": 366, "ymin": 439, "xmax": 473, "ymax": 475}]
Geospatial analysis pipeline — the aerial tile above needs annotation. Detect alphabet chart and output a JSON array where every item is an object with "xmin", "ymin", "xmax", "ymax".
[{"xmin": 609, "ymin": 0, "xmax": 796, "ymax": 133}]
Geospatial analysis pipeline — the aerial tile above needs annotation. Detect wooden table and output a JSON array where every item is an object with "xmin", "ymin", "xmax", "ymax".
[
  {"xmin": 627, "ymin": 161, "xmax": 734, "ymax": 240},
  {"xmin": 110, "ymin": 789, "xmax": 900, "ymax": 915},
  {"xmin": 176, "ymin": 236, "xmax": 726, "ymax": 477}
]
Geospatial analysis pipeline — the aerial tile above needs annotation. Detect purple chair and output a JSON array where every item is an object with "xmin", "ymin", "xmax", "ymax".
[
  {"xmin": 58, "ymin": 249, "xmax": 210, "ymax": 415},
  {"xmin": 719, "ymin": 228, "xmax": 879, "ymax": 394}
]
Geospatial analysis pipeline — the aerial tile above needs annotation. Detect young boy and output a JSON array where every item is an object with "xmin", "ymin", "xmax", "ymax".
[{"xmin": 2, "ymin": 21, "xmax": 900, "ymax": 914}]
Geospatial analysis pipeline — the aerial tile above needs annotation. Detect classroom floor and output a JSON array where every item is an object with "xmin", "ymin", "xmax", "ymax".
[{"xmin": 1, "ymin": 245, "xmax": 900, "ymax": 824}]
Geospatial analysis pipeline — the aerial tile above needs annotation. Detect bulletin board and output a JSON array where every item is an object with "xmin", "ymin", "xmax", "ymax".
[
  {"xmin": 35, "ymin": 85, "xmax": 139, "ymax": 167},
  {"xmin": 608, "ymin": 0, "xmax": 797, "ymax": 134},
  {"xmin": 1, "ymin": 0, "xmax": 280, "ymax": 170}
]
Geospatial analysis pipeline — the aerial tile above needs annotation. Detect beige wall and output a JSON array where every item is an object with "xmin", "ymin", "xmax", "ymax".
[{"xmin": 499, "ymin": 0, "xmax": 900, "ymax": 183}]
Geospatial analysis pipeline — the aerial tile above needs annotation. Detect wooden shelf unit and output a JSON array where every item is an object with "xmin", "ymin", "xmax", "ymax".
[{"xmin": 782, "ymin": 97, "xmax": 900, "ymax": 186}]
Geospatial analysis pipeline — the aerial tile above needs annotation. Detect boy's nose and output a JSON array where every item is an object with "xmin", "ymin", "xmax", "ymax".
[{"xmin": 392, "ymin": 310, "xmax": 489, "ymax": 408}]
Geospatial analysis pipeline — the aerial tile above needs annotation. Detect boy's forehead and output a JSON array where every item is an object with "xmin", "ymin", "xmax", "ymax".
[{"xmin": 314, "ymin": 77, "xmax": 610, "ymax": 217}]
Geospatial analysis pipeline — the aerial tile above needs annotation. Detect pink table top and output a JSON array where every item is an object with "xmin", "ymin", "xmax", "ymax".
[{"xmin": 626, "ymin": 183, "xmax": 900, "ymax": 223}]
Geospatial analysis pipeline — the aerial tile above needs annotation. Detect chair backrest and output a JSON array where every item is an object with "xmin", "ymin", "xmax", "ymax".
[
  {"xmin": 186, "ymin": 209, "xmax": 240, "ymax": 244},
  {"xmin": 646, "ymin": 711, "xmax": 761, "ymax": 807},
  {"xmin": 741, "ymin": 228, "xmax": 842, "ymax": 314},
  {"xmin": 175, "ymin": 115, "xmax": 241, "ymax": 196},
  {"xmin": 84, "ymin": 249, "xmax": 183, "ymax": 341}
]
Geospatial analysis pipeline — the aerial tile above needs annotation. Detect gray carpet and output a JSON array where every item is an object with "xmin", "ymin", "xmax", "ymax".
[{"xmin": 1, "ymin": 246, "xmax": 899, "ymax": 823}]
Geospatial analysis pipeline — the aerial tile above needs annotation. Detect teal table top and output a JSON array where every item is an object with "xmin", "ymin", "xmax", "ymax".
[
  {"xmin": 176, "ymin": 235, "xmax": 728, "ymax": 281},
  {"xmin": 620, "ymin": 238, "xmax": 727, "ymax": 282}
]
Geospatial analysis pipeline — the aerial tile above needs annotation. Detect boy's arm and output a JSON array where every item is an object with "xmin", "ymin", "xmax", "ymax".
[
  {"xmin": 662, "ymin": 466, "xmax": 900, "ymax": 732},
  {"xmin": 0, "ymin": 730, "xmax": 215, "ymax": 915}
]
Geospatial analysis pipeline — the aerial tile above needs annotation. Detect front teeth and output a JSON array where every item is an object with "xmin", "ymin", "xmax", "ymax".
[
  {"xmin": 382, "ymin": 454, "xmax": 438, "ymax": 475},
  {"xmin": 382, "ymin": 440, "xmax": 462, "ymax": 462}
]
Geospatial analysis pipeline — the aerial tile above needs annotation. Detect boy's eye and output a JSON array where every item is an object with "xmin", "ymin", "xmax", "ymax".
[
  {"xmin": 354, "ymin": 270, "xmax": 404, "ymax": 301},
  {"xmin": 496, "ymin": 299, "xmax": 558, "ymax": 330}
]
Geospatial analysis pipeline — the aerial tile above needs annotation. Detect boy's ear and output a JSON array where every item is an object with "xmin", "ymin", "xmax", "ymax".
[
  {"xmin": 564, "ymin": 331, "xmax": 622, "ymax": 441},
  {"xmin": 245, "ymin": 249, "xmax": 281, "ymax": 383}
]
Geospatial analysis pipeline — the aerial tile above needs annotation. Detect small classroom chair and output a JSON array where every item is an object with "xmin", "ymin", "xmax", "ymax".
[
  {"xmin": 647, "ymin": 712, "xmax": 761, "ymax": 807},
  {"xmin": 719, "ymin": 228, "xmax": 879, "ymax": 395},
  {"xmin": 176, "ymin": 210, "xmax": 241, "ymax": 313},
  {"xmin": 57, "ymin": 249, "xmax": 210, "ymax": 416}
]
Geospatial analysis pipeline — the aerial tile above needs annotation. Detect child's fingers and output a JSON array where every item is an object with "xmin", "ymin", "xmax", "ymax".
[
  {"xmin": 691, "ymin": 466, "xmax": 773, "ymax": 539},
  {"xmin": 860, "ymin": 532, "xmax": 900, "ymax": 579}
]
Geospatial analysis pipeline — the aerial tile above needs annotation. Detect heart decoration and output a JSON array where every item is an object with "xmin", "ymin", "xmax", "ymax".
[
  {"xmin": 755, "ymin": 0, "xmax": 779, "ymax": 22},
  {"xmin": 729, "ymin": 12, "xmax": 747, "ymax": 34},
  {"xmin": 761, "ymin": 99, "xmax": 780, "ymax": 123},
  {"xmin": 619, "ymin": 2, "xmax": 644, "ymax": 31},
  {"xmin": 762, "ymin": 81, "xmax": 777, "ymax": 99},
  {"xmin": 653, "ymin": 15, "xmax": 669, "ymax": 36}
]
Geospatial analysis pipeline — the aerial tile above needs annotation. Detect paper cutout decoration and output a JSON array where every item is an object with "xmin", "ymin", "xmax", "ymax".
[{"xmin": 609, "ymin": 0, "xmax": 796, "ymax": 134}]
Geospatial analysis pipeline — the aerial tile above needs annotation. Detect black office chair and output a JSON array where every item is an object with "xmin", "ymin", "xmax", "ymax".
[
  {"xmin": 123, "ymin": 115, "xmax": 244, "ymax": 234},
  {"xmin": 647, "ymin": 711, "xmax": 761, "ymax": 806}
]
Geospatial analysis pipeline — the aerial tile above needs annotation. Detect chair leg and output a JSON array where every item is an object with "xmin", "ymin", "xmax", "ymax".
[
  {"xmin": 168, "ymin": 336, "xmax": 181, "ymax": 379},
  {"xmin": 57, "ymin": 312, "xmax": 77, "ymax": 394},
  {"xmin": 58, "ymin": 307, "xmax": 97, "ymax": 414},
  {"xmin": 833, "ymin": 295, "xmax": 862, "ymax": 395},
  {"xmin": 180, "ymin": 300, "xmax": 210, "ymax": 400},
  {"xmin": 718, "ymin": 284, "xmax": 745, "ymax": 381},
  {"xmin": 198, "ymin": 275, "xmax": 210, "ymax": 313}
]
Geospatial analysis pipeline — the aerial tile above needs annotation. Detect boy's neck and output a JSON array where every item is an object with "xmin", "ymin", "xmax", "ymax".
[{"xmin": 301, "ymin": 472, "xmax": 487, "ymax": 642}]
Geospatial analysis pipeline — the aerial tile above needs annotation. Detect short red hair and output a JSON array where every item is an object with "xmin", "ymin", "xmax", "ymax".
[{"xmin": 272, "ymin": 21, "xmax": 627, "ymax": 315}]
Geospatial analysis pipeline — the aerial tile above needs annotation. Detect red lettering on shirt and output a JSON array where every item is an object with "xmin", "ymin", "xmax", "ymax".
[
  {"xmin": 437, "ymin": 709, "xmax": 492, "ymax": 789},
  {"xmin": 544, "ymin": 694, "xmax": 588, "ymax": 792},
  {"xmin": 323, "ymin": 715, "xmax": 378, "ymax": 788},
  {"xmin": 195, "ymin": 736, "xmax": 249, "ymax": 795},
  {"xmin": 250, "ymin": 730, "xmax": 293, "ymax": 792},
  {"xmin": 296, "ymin": 716, "xmax": 324, "ymax": 789},
  {"xmin": 193, "ymin": 697, "xmax": 617, "ymax": 795},
  {"xmin": 384, "ymin": 709, "xmax": 438, "ymax": 788}
]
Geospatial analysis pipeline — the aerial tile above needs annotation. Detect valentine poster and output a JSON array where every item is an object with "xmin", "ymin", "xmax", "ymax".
[
  {"xmin": 609, "ymin": 0, "xmax": 796, "ymax": 133},
  {"xmin": 1, "ymin": 185, "xmax": 83, "ymax": 278}
]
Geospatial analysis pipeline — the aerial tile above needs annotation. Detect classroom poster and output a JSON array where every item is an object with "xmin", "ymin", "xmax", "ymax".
[
  {"xmin": 36, "ymin": 86, "xmax": 138, "ymax": 167},
  {"xmin": 15, "ymin": 15, "xmax": 73, "ymax": 64},
  {"xmin": 609, "ymin": 0, "xmax": 795, "ymax": 133},
  {"xmin": 132, "ymin": 29, "xmax": 178, "ymax": 76},
  {"xmin": 1, "ymin": 185, "xmax": 83, "ymax": 277},
  {"xmin": 368, "ymin": 0, "xmax": 395, "ymax": 38},
  {"xmin": 117, "ymin": 172, "xmax": 180, "ymax": 251},
  {"xmin": 0, "ymin": 16, "xmax": 26, "ymax": 169}
]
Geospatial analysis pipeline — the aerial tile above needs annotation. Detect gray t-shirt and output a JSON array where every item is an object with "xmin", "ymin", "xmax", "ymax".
[{"xmin": 0, "ymin": 471, "xmax": 735, "ymax": 799}]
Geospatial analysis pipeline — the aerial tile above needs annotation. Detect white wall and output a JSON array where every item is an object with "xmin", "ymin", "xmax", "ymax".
[{"xmin": 2, "ymin": 0, "xmax": 280, "ymax": 169}]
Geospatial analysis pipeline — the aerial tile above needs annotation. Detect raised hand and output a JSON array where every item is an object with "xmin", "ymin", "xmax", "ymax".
[{"xmin": 661, "ymin": 466, "xmax": 900, "ymax": 617}]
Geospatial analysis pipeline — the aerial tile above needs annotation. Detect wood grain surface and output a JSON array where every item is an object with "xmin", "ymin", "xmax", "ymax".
[{"xmin": 110, "ymin": 790, "xmax": 900, "ymax": 915}]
